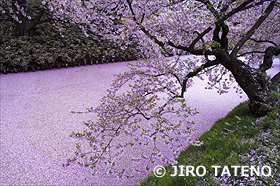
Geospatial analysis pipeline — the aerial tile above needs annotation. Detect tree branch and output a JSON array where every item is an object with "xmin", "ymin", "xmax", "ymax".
[
  {"xmin": 26, "ymin": 8, "xmax": 45, "ymax": 31},
  {"xmin": 93, "ymin": 126, "xmax": 121, "ymax": 164},
  {"xmin": 189, "ymin": 27, "xmax": 212, "ymax": 50},
  {"xmin": 196, "ymin": 0, "xmax": 219, "ymax": 19},
  {"xmin": 231, "ymin": 1, "xmax": 276, "ymax": 57},
  {"xmin": 260, "ymin": 46, "xmax": 280, "ymax": 72},
  {"xmin": 180, "ymin": 59, "xmax": 220, "ymax": 97},
  {"xmin": 216, "ymin": 0, "xmax": 254, "ymax": 24},
  {"xmin": 237, "ymin": 50, "xmax": 265, "ymax": 57},
  {"xmin": 249, "ymin": 38, "xmax": 277, "ymax": 46}
]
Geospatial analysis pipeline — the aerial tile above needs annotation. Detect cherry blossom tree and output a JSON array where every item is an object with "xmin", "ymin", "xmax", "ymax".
[
  {"xmin": 65, "ymin": 0, "xmax": 279, "ymax": 177},
  {"xmin": 1, "ymin": 0, "xmax": 49, "ymax": 36},
  {"xmin": 2, "ymin": 0, "xmax": 280, "ymax": 177}
]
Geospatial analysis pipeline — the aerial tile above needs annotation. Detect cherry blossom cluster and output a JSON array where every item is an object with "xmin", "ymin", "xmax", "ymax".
[{"xmin": 1, "ymin": 0, "xmax": 30, "ymax": 23}]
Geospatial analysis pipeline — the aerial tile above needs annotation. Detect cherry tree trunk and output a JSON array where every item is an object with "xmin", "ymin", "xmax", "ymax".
[
  {"xmin": 15, "ymin": 0, "xmax": 29, "ymax": 36},
  {"xmin": 226, "ymin": 59, "xmax": 272, "ymax": 116}
]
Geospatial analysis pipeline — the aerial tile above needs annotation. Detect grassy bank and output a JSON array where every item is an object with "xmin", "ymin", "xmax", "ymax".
[{"xmin": 141, "ymin": 89, "xmax": 280, "ymax": 185}]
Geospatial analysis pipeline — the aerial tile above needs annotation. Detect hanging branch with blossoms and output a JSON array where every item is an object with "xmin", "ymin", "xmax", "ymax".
[{"xmin": 67, "ymin": 55, "xmax": 207, "ymax": 177}]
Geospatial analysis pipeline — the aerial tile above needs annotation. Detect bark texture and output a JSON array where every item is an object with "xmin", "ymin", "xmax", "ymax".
[{"xmin": 226, "ymin": 59, "xmax": 272, "ymax": 116}]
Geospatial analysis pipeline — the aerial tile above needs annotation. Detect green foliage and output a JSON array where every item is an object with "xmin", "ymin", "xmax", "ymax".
[
  {"xmin": 209, "ymin": 41, "xmax": 221, "ymax": 48},
  {"xmin": 30, "ymin": 0, "xmax": 43, "ymax": 4},
  {"xmin": 269, "ymin": 90, "xmax": 280, "ymax": 100}
]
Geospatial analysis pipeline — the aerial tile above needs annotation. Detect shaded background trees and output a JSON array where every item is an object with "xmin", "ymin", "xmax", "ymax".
[{"xmin": 0, "ymin": 0, "xmax": 141, "ymax": 73}]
